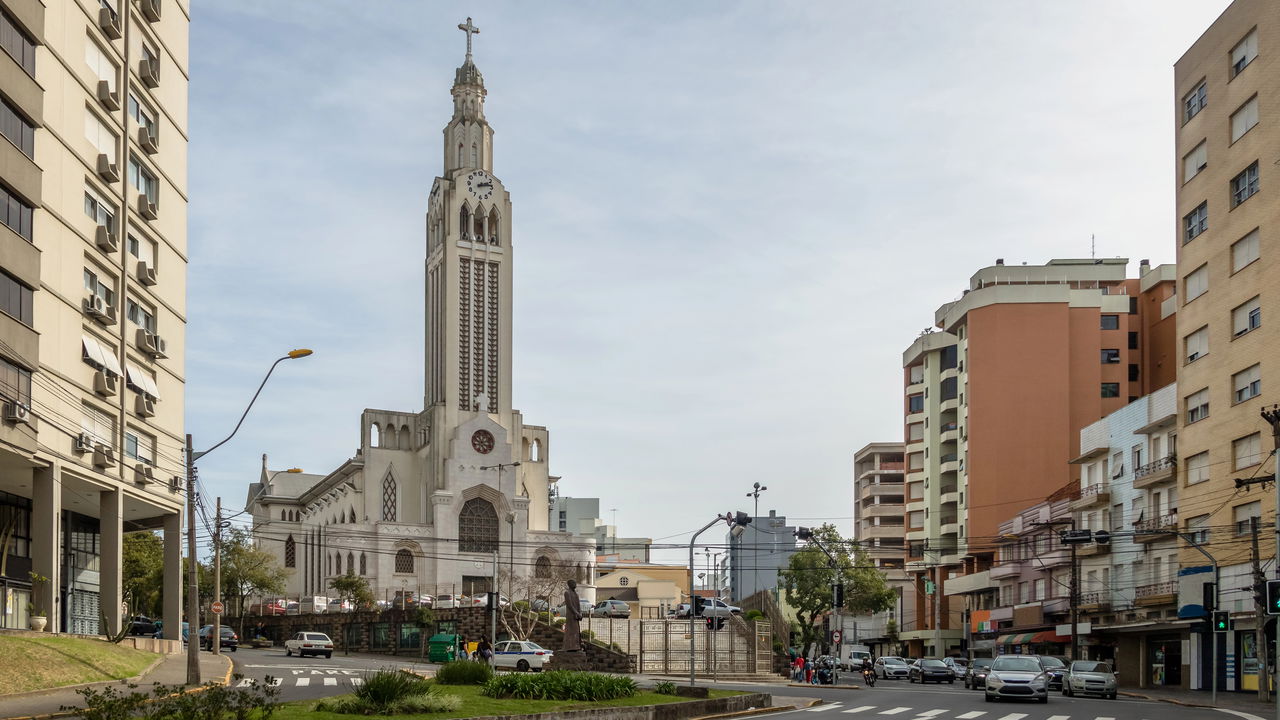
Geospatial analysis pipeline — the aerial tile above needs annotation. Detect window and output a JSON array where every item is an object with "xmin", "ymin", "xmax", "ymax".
[
  {"xmin": 1183, "ymin": 202, "xmax": 1208, "ymax": 243},
  {"xmin": 394, "ymin": 549, "xmax": 413, "ymax": 574},
  {"xmin": 83, "ymin": 334, "xmax": 122, "ymax": 378},
  {"xmin": 127, "ymin": 234, "xmax": 156, "ymax": 266},
  {"xmin": 84, "ymin": 268, "xmax": 116, "ymax": 309},
  {"xmin": 0, "ymin": 98, "xmax": 33, "ymax": 158},
  {"xmin": 0, "ymin": 184, "xmax": 32, "ymax": 241},
  {"xmin": 84, "ymin": 39, "xmax": 115, "ymax": 91},
  {"xmin": 1132, "ymin": 444, "xmax": 1144, "ymax": 472},
  {"xmin": 80, "ymin": 404, "xmax": 113, "ymax": 446},
  {"xmin": 127, "ymin": 156, "xmax": 158, "ymax": 202},
  {"xmin": 284, "ymin": 535, "xmax": 295, "ymax": 568},
  {"xmin": 1183, "ymin": 80, "xmax": 1206, "ymax": 122},
  {"xmin": 124, "ymin": 429, "xmax": 154, "ymax": 465},
  {"xmin": 359, "ymin": 552, "xmax": 366, "ymax": 575},
  {"xmin": 1232, "ymin": 229, "xmax": 1260, "ymax": 272},
  {"xmin": 1183, "ymin": 141, "xmax": 1207, "ymax": 182},
  {"xmin": 1100, "ymin": 315, "xmax": 1119, "ymax": 330},
  {"xmin": 0, "ymin": 356, "xmax": 30, "ymax": 408},
  {"xmin": 127, "ymin": 94, "xmax": 155, "ymax": 134},
  {"xmin": 1, "ymin": 11, "xmax": 35, "ymax": 76},
  {"xmin": 1234, "ymin": 433, "xmax": 1262, "ymax": 470},
  {"xmin": 1129, "ymin": 296, "xmax": 1139, "ymax": 315},
  {"xmin": 1184, "ymin": 264, "xmax": 1208, "ymax": 302},
  {"xmin": 1128, "ymin": 363, "xmax": 1139, "ymax": 382},
  {"xmin": 1231, "ymin": 96, "xmax": 1259, "ymax": 143},
  {"xmin": 1101, "ymin": 349, "xmax": 1120, "ymax": 364},
  {"xmin": 1184, "ymin": 326, "xmax": 1208, "ymax": 363},
  {"xmin": 1186, "ymin": 388, "xmax": 1209, "ymax": 424},
  {"xmin": 459, "ymin": 497, "xmax": 499, "ymax": 553},
  {"xmin": 1233, "ymin": 364, "xmax": 1261, "ymax": 404},
  {"xmin": 1230, "ymin": 29, "xmax": 1258, "ymax": 78},
  {"xmin": 1233, "ymin": 296, "xmax": 1261, "ymax": 337},
  {"xmin": 125, "ymin": 298, "xmax": 156, "ymax": 332},
  {"xmin": 125, "ymin": 364, "xmax": 158, "ymax": 399},
  {"xmin": 1128, "ymin": 331, "xmax": 1138, "ymax": 350},
  {"xmin": 1187, "ymin": 514, "xmax": 1209, "ymax": 544},
  {"xmin": 1235, "ymin": 501, "xmax": 1261, "ymax": 536},
  {"xmin": 535, "ymin": 556, "xmax": 551, "ymax": 578},
  {"xmin": 84, "ymin": 111, "xmax": 117, "ymax": 163},
  {"xmin": 0, "ymin": 270, "xmax": 32, "ymax": 326},
  {"xmin": 908, "ymin": 394, "xmax": 923, "ymax": 413},
  {"xmin": 381, "ymin": 474, "xmax": 396, "ymax": 521},
  {"xmin": 84, "ymin": 190, "xmax": 116, "ymax": 230},
  {"xmin": 908, "ymin": 510, "xmax": 924, "ymax": 528},
  {"xmin": 1101, "ymin": 383, "xmax": 1120, "ymax": 398},
  {"xmin": 1231, "ymin": 161, "xmax": 1259, "ymax": 208}
]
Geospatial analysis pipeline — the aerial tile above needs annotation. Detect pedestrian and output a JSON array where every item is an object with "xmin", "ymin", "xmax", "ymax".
[
  {"xmin": 805, "ymin": 657, "xmax": 813, "ymax": 684},
  {"xmin": 478, "ymin": 637, "xmax": 493, "ymax": 664},
  {"xmin": 792, "ymin": 655, "xmax": 805, "ymax": 682}
]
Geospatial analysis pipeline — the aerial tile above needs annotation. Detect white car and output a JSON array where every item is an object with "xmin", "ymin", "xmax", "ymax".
[
  {"xmin": 493, "ymin": 640, "xmax": 553, "ymax": 671},
  {"xmin": 698, "ymin": 598, "xmax": 742, "ymax": 618},
  {"xmin": 285, "ymin": 631, "xmax": 333, "ymax": 658},
  {"xmin": 435, "ymin": 594, "xmax": 460, "ymax": 609}
]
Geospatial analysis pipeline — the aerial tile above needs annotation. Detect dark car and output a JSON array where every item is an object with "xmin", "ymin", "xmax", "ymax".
[
  {"xmin": 129, "ymin": 615, "xmax": 157, "ymax": 636},
  {"xmin": 197, "ymin": 625, "xmax": 238, "ymax": 652},
  {"xmin": 1036, "ymin": 655, "xmax": 1067, "ymax": 690},
  {"xmin": 909, "ymin": 658, "xmax": 955, "ymax": 684},
  {"xmin": 964, "ymin": 657, "xmax": 993, "ymax": 690}
]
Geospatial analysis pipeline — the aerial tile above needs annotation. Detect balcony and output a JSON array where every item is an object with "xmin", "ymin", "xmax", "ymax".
[
  {"xmin": 939, "ymin": 423, "xmax": 960, "ymax": 443},
  {"xmin": 865, "ymin": 504, "xmax": 904, "ymax": 519},
  {"xmin": 1077, "ymin": 541, "xmax": 1110, "ymax": 557},
  {"xmin": 1068, "ymin": 484, "xmax": 1110, "ymax": 512},
  {"xmin": 1039, "ymin": 547, "xmax": 1070, "ymax": 568},
  {"xmin": 940, "ymin": 453, "xmax": 960, "ymax": 474},
  {"xmin": 1133, "ymin": 455, "xmax": 1177, "ymax": 489},
  {"xmin": 940, "ymin": 397, "xmax": 959, "ymax": 413},
  {"xmin": 940, "ymin": 519, "xmax": 961, "ymax": 536},
  {"xmin": 860, "ymin": 482, "xmax": 905, "ymax": 500},
  {"xmin": 905, "ymin": 499, "xmax": 925, "ymax": 514},
  {"xmin": 939, "ymin": 490, "xmax": 960, "ymax": 506},
  {"xmin": 990, "ymin": 561, "xmax": 1022, "ymax": 580},
  {"xmin": 1134, "ymin": 580, "xmax": 1178, "ymax": 607},
  {"xmin": 864, "ymin": 524, "xmax": 907, "ymax": 539},
  {"xmin": 1133, "ymin": 513, "xmax": 1178, "ymax": 543},
  {"xmin": 1078, "ymin": 591, "xmax": 1110, "ymax": 612}
]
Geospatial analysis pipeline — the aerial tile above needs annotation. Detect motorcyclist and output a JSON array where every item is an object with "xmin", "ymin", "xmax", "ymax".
[{"xmin": 861, "ymin": 656, "xmax": 876, "ymax": 685}]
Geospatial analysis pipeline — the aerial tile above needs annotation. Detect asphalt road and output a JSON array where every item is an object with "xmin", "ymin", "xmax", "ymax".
[{"xmin": 227, "ymin": 647, "xmax": 433, "ymax": 702}]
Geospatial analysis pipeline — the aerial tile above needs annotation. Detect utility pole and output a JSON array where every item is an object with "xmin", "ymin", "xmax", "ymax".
[
  {"xmin": 184, "ymin": 435, "xmax": 200, "ymax": 684},
  {"xmin": 1069, "ymin": 539, "xmax": 1079, "ymax": 661},
  {"xmin": 1252, "ymin": 516, "xmax": 1270, "ymax": 702},
  {"xmin": 1262, "ymin": 403, "xmax": 1280, "ymax": 720},
  {"xmin": 212, "ymin": 497, "xmax": 222, "ymax": 656}
]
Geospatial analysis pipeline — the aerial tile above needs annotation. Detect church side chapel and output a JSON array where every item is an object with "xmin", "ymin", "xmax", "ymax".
[{"xmin": 246, "ymin": 18, "xmax": 595, "ymax": 605}]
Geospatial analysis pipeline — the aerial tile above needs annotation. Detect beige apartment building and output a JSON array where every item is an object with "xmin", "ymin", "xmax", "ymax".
[
  {"xmin": 1173, "ymin": 0, "xmax": 1279, "ymax": 578},
  {"xmin": 852, "ymin": 442, "xmax": 914, "ymax": 654},
  {"xmin": 0, "ymin": 0, "xmax": 187, "ymax": 636}
]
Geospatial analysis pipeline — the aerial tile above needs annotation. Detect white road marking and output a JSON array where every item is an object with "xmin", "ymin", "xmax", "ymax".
[
  {"xmin": 993, "ymin": 714, "xmax": 1026, "ymax": 720},
  {"xmin": 1213, "ymin": 710, "xmax": 1268, "ymax": 720},
  {"xmin": 912, "ymin": 712, "xmax": 945, "ymax": 719},
  {"xmin": 268, "ymin": 678, "xmax": 281, "ymax": 686},
  {"xmin": 956, "ymin": 713, "xmax": 987, "ymax": 719},
  {"xmin": 323, "ymin": 678, "xmax": 338, "ymax": 686},
  {"xmin": 351, "ymin": 678, "xmax": 363, "ymax": 686},
  {"xmin": 840, "ymin": 708, "xmax": 876, "ymax": 715},
  {"xmin": 807, "ymin": 705, "xmax": 842, "ymax": 713},
  {"xmin": 235, "ymin": 679, "xmax": 253, "ymax": 687},
  {"xmin": 1092, "ymin": 716, "xmax": 1116, "ymax": 720},
  {"xmin": 295, "ymin": 678, "xmax": 310, "ymax": 687},
  {"xmin": 878, "ymin": 710, "xmax": 911, "ymax": 716},
  {"xmin": 1044, "ymin": 715, "xmax": 1070, "ymax": 720}
]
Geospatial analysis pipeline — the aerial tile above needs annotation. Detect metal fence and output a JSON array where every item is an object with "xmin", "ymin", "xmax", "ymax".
[{"xmin": 636, "ymin": 618, "xmax": 772, "ymax": 676}]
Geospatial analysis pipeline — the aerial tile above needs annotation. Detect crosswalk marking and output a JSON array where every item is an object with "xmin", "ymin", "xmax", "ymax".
[
  {"xmin": 1044, "ymin": 716, "xmax": 1071, "ymax": 720},
  {"xmin": 912, "ymin": 712, "xmax": 945, "ymax": 718},
  {"xmin": 878, "ymin": 710, "xmax": 911, "ymax": 716},
  {"xmin": 351, "ymin": 678, "xmax": 363, "ymax": 686},
  {"xmin": 323, "ymin": 678, "xmax": 338, "ymax": 686},
  {"xmin": 841, "ymin": 707, "xmax": 876, "ymax": 715},
  {"xmin": 956, "ymin": 713, "xmax": 986, "ymax": 719},
  {"xmin": 994, "ymin": 714, "xmax": 1027, "ymax": 720},
  {"xmin": 808, "ymin": 705, "xmax": 843, "ymax": 713},
  {"xmin": 268, "ymin": 678, "xmax": 282, "ymax": 686},
  {"xmin": 296, "ymin": 678, "xmax": 310, "ymax": 687}
]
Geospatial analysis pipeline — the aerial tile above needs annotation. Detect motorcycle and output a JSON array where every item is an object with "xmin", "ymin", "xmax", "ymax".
[
  {"xmin": 814, "ymin": 665, "xmax": 834, "ymax": 685},
  {"xmin": 862, "ymin": 667, "xmax": 876, "ymax": 686}
]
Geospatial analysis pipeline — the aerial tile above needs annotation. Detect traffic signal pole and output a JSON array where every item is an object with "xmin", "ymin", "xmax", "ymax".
[{"xmin": 1265, "ymin": 404, "xmax": 1280, "ymax": 720}]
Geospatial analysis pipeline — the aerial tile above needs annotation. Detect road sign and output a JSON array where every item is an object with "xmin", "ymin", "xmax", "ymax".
[
  {"xmin": 211, "ymin": 601, "xmax": 224, "ymax": 615},
  {"xmin": 832, "ymin": 630, "xmax": 842, "ymax": 644}
]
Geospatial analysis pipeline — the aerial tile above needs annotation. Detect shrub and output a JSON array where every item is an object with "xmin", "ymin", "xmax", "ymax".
[
  {"xmin": 654, "ymin": 681, "xmax": 678, "ymax": 696},
  {"xmin": 71, "ymin": 678, "xmax": 280, "ymax": 720},
  {"xmin": 482, "ymin": 670, "xmax": 638, "ymax": 701},
  {"xmin": 353, "ymin": 669, "xmax": 431, "ymax": 710},
  {"xmin": 434, "ymin": 659, "xmax": 494, "ymax": 685},
  {"xmin": 744, "ymin": 609, "xmax": 765, "ymax": 622}
]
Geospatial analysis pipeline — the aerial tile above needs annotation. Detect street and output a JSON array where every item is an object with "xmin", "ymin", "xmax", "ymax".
[{"xmin": 227, "ymin": 647, "xmax": 434, "ymax": 702}]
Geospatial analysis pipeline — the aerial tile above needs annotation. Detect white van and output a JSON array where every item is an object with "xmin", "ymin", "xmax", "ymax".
[{"xmin": 299, "ymin": 596, "xmax": 329, "ymax": 614}]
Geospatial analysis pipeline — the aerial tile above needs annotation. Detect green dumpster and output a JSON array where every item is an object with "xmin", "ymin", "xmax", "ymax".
[{"xmin": 427, "ymin": 633, "xmax": 459, "ymax": 663}]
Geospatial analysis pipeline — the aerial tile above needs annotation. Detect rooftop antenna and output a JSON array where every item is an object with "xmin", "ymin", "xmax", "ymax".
[{"xmin": 1091, "ymin": 233, "xmax": 1095, "ymax": 260}]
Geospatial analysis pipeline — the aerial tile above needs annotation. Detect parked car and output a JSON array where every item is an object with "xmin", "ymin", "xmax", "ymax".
[
  {"xmin": 964, "ymin": 657, "xmax": 993, "ymax": 690},
  {"xmin": 909, "ymin": 658, "xmax": 954, "ymax": 684},
  {"xmin": 197, "ymin": 625, "xmax": 238, "ymax": 652},
  {"xmin": 698, "ymin": 598, "xmax": 742, "ymax": 618},
  {"xmin": 129, "ymin": 615, "xmax": 157, "ymax": 636},
  {"xmin": 875, "ymin": 657, "xmax": 911, "ymax": 679},
  {"xmin": 1036, "ymin": 655, "xmax": 1067, "ymax": 690},
  {"xmin": 284, "ymin": 631, "xmax": 334, "ymax": 658},
  {"xmin": 1062, "ymin": 660, "xmax": 1117, "ymax": 699},
  {"xmin": 472, "ymin": 593, "xmax": 510, "ymax": 608},
  {"xmin": 589, "ymin": 599, "xmax": 631, "ymax": 618},
  {"xmin": 554, "ymin": 599, "xmax": 594, "ymax": 617},
  {"xmin": 435, "ymin": 594, "xmax": 461, "ymax": 609},
  {"xmin": 248, "ymin": 603, "xmax": 287, "ymax": 616},
  {"xmin": 327, "ymin": 599, "xmax": 354, "ymax": 613},
  {"xmin": 984, "ymin": 654, "xmax": 1049, "ymax": 703},
  {"xmin": 492, "ymin": 640, "xmax": 553, "ymax": 672},
  {"xmin": 152, "ymin": 621, "xmax": 189, "ymax": 643}
]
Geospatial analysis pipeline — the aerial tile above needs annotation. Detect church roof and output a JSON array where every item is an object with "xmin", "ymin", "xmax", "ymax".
[
  {"xmin": 454, "ymin": 59, "xmax": 484, "ymax": 89},
  {"xmin": 262, "ymin": 469, "xmax": 326, "ymax": 500}
]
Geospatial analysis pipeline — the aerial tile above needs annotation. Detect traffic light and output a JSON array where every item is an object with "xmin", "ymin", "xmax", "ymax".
[
  {"xmin": 705, "ymin": 617, "xmax": 725, "ymax": 631},
  {"xmin": 1203, "ymin": 581, "xmax": 1217, "ymax": 615},
  {"xmin": 1266, "ymin": 580, "xmax": 1280, "ymax": 616},
  {"xmin": 833, "ymin": 583, "xmax": 845, "ymax": 607},
  {"xmin": 1213, "ymin": 611, "xmax": 1230, "ymax": 633}
]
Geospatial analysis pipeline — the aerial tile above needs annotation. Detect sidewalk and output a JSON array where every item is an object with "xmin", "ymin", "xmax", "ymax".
[
  {"xmin": 0, "ymin": 651, "xmax": 231, "ymax": 720},
  {"xmin": 1122, "ymin": 685, "xmax": 1274, "ymax": 715}
]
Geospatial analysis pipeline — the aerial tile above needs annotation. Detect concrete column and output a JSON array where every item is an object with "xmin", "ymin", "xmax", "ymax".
[
  {"xmin": 99, "ymin": 488, "xmax": 122, "ymax": 635},
  {"xmin": 31, "ymin": 464, "xmax": 61, "ymax": 632},
  {"xmin": 163, "ymin": 512, "xmax": 182, "ymax": 640}
]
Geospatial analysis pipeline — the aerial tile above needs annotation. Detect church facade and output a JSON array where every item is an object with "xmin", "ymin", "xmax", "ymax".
[{"xmin": 246, "ymin": 20, "xmax": 595, "ymax": 604}]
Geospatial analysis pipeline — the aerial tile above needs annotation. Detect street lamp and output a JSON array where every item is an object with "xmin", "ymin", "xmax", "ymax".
[
  {"xmin": 688, "ymin": 511, "xmax": 752, "ymax": 686},
  {"xmin": 745, "ymin": 483, "xmax": 767, "ymax": 600},
  {"xmin": 185, "ymin": 349, "xmax": 312, "ymax": 683}
]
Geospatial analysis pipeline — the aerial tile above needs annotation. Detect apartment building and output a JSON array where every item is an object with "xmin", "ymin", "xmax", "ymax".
[
  {"xmin": 0, "ymin": 0, "xmax": 187, "ymax": 636},
  {"xmin": 1173, "ymin": 0, "xmax": 1279, "ymax": 599},
  {"xmin": 852, "ymin": 442, "xmax": 914, "ymax": 654},
  {"xmin": 724, "ymin": 510, "xmax": 797, "ymax": 604},
  {"xmin": 900, "ymin": 258, "xmax": 1176, "ymax": 657}
]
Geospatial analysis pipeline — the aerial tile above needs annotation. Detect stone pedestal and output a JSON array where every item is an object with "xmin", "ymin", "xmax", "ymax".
[{"xmin": 546, "ymin": 651, "xmax": 597, "ymax": 672}]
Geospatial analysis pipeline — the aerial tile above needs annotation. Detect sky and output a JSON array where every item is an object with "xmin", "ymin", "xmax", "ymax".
[{"xmin": 187, "ymin": 1, "xmax": 1232, "ymax": 561}]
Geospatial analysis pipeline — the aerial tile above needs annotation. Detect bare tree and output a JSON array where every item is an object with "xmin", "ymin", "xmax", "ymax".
[{"xmin": 498, "ymin": 559, "xmax": 577, "ymax": 641}]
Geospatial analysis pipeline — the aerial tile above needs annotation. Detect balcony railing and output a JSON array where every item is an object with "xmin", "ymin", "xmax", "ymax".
[
  {"xmin": 1078, "ymin": 591, "xmax": 1109, "ymax": 607},
  {"xmin": 879, "ymin": 461, "xmax": 905, "ymax": 471},
  {"xmin": 1135, "ymin": 455, "xmax": 1177, "ymax": 482},
  {"xmin": 1135, "ymin": 580, "xmax": 1178, "ymax": 599},
  {"xmin": 1135, "ymin": 513, "xmax": 1178, "ymax": 534},
  {"xmin": 940, "ymin": 453, "xmax": 958, "ymax": 463}
]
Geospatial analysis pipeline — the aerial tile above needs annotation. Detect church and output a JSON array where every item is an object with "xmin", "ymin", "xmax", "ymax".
[{"xmin": 246, "ymin": 19, "xmax": 596, "ymax": 605}]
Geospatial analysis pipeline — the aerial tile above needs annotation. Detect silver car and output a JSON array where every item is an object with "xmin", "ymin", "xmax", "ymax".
[
  {"xmin": 875, "ymin": 657, "xmax": 911, "ymax": 679},
  {"xmin": 589, "ymin": 599, "xmax": 631, "ymax": 618},
  {"xmin": 984, "ymin": 655, "xmax": 1049, "ymax": 703},
  {"xmin": 1062, "ymin": 660, "xmax": 1118, "ymax": 699}
]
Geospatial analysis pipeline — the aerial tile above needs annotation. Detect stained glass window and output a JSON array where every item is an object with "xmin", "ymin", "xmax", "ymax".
[
  {"xmin": 459, "ymin": 498, "xmax": 498, "ymax": 553},
  {"xmin": 382, "ymin": 474, "xmax": 396, "ymax": 521}
]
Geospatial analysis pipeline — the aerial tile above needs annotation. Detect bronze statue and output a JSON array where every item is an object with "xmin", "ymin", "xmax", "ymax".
[{"xmin": 562, "ymin": 578, "xmax": 583, "ymax": 651}]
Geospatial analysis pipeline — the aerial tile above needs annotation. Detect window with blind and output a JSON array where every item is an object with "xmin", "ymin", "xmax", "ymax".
[
  {"xmin": 1232, "ymin": 296, "xmax": 1261, "ymax": 337},
  {"xmin": 1231, "ymin": 161, "xmax": 1259, "ymax": 208},
  {"xmin": 1235, "ymin": 501, "xmax": 1261, "ymax": 535},
  {"xmin": 84, "ymin": 39, "xmax": 116, "ymax": 91},
  {"xmin": 0, "ymin": 98, "xmax": 33, "ymax": 158},
  {"xmin": 1233, "ymin": 364, "xmax": 1260, "ymax": 404},
  {"xmin": 1186, "ymin": 388, "xmax": 1209, "ymax": 424},
  {"xmin": 1232, "ymin": 229, "xmax": 1260, "ymax": 273},
  {"xmin": 1184, "ymin": 326, "xmax": 1208, "ymax": 363},
  {"xmin": 0, "ymin": 11, "xmax": 35, "ymax": 76},
  {"xmin": 1183, "ymin": 80, "xmax": 1206, "ymax": 122},
  {"xmin": 1182, "ymin": 141, "xmax": 1206, "ymax": 182},
  {"xmin": 124, "ymin": 428, "xmax": 154, "ymax": 464},
  {"xmin": 80, "ymin": 404, "xmax": 114, "ymax": 446},
  {"xmin": 1184, "ymin": 264, "xmax": 1208, "ymax": 302},
  {"xmin": 1186, "ymin": 514, "xmax": 1209, "ymax": 543},
  {"xmin": 84, "ymin": 111, "xmax": 117, "ymax": 163},
  {"xmin": 1185, "ymin": 451, "xmax": 1209, "ymax": 486},
  {"xmin": 1231, "ymin": 96, "xmax": 1259, "ymax": 143},
  {"xmin": 1230, "ymin": 29, "xmax": 1258, "ymax": 78},
  {"xmin": 1234, "ymin": 433, "xmax": 1262, "ymax": 470}
]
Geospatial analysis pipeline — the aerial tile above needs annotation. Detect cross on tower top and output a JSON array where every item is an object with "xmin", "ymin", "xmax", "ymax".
[{"xmin": 458, "ymin": 17, "xmax": 480, "ymax": 59}]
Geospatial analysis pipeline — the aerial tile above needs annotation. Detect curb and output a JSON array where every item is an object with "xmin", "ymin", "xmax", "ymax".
[
  {"xmin": 1119, "ymin": 690, "xmax": 1235, "ymax": 710},
  {"xmin": 692, "ymin": 705, "xmax": 795, "ymax": 720},
  {"xmin": 786, "ymin": 683, "xmax": 860, "ymax": 691}
]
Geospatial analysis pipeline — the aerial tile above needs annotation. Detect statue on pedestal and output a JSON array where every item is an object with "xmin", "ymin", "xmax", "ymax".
[{"xmin": 562, "ymin": 578, "xmax": 583, "ymax": 652}]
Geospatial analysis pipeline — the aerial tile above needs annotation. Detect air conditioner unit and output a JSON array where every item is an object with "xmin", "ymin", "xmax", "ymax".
[
  {"xmin": 138, "ymin": 195, "xmax": 158, "ymax": 220},
  {"xmin": 134, "ymin": 463, "xmax": 155, "ymax": 485},
  {"xmin": 84, "ymin": 294, "xmax": 107, "ymax": 319},
  {"xmin": 135, "ymin": 395, "xmax": 156, "ymax": 418},
  {"xmin": 96, "ymin": 153, "xmax": 120, "ymax": 183},
  {"xmin": 95, "ymin": 223, "xmax": 119, "ymax": 253},
  {"xmin": 96, "ymin": 80, "xmax": 120, "ymax": 111},
  {"xmin": 137, "ymin": 329, "xmax": 167, "ymax": 358},
  {"xmin": 92, "ymin": 443, "xmax": 115, "ymax": 468},
  {"xmin": 93, "ymin": 370, "xmax": 118, "ymax": 397},
  {"xmin": 140, "ymin": 0, "xmax": 161, "ymax": 23},
  {"xmin": 98, "ymin": 7, "xmax": 122, "ymax": 39},
  {"xmin": 4, "ymin": 401, "xmax": 30, "ymax": 424},
  {"xmin": 137, "ymin": 260, "xmax": 158, "ymax": 286},
  {"xmin": 75, "ymin": 432, "xmax": 95, "ymax": 453},
  {"xmin": 138, "ymin": 127, "xmax": 159, "ymax": 154},
  {"xmin": 140, "ymin": 58, "xmax": 160, "ymax": 88}
]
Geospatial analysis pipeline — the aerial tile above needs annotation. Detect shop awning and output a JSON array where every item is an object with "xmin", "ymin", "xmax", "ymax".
[
  {"xmin": 1029, "ymin": 630, "xmax": 1070, "ymax": 643},
  {"xmin": 996, "ymin": 631, "xmax": 1068, "ymax": 645}
]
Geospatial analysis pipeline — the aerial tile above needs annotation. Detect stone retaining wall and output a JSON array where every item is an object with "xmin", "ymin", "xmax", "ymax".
[{"xmin": 461, "ymin": 692, "xmax": 771, "ymax": 720}]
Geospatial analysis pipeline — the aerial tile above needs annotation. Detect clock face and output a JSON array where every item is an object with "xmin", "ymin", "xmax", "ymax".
[
  {"xmin": 465, "ymin": 171, "xmax": 495, "ymax": 201},
  {"xmin": 471, "ymin": 429, "xmax": 495, "ymax": 454}
]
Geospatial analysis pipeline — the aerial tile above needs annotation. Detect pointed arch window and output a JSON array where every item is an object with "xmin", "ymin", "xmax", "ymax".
[
  {"xmin": 382, "ymin": 473, "xmax": 397, "ymax": 521},
  {"xmin": 459, "ymin": 497, "xmax": 499, "ymax": 553},
  {"xmin": 470, "ymin": 143, "xmax": 478, "ymax": 168},
  {"xmin": 360, "ymin": 552, "xmax": 367, "ymax": 575},
  {"xmin": 487, "ymin": 207, "xmax": 500, "ymax": 245},
  {"xmin": 395, "ymin": 548, "xmax": 414, "ymax": 574},
  {"xmin": 281, "ymin": 509, "xmax": 286, "ymax": 520},
  {"xmin": 535, "ymin": 556, "xmax": 551, "ymax": 579},
  {"xmin": 459, "ymin": 206, "xmax": 471, "ymax": 241},
  {"xmin": 284, "ymin": 535, "xmax": 295, "ymax": 568},
  {"xmin": 347, "ymin": 552, "xmax": 354, "ymax": 575},
  {"xmin": 457, "ymin": 142, "xmax": 464, "ymax": 168}
]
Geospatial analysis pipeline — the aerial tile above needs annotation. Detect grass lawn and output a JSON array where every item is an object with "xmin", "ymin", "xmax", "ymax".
[
  {"xmin": 275, "ymin": 685, "xmax": 745, "ymax": 720},
  {"xmin": 0, "ymin": 635, "xmax": 160, "ymax": 695}
]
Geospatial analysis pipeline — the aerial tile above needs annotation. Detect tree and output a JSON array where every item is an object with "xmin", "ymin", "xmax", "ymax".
[
  {"xmin": 328, "ymin": 572, "xmax": 375, "ymax": 655},
  {"xmin": 778, "ymin": 524, "xmax": 896, "ymax": 657},
  {"xmin": 219, "ymin": 528, "xmax": 286, "ymax": 633},
  {"xmin": 122, "ymin": 532, "xmax": 164, "ymax": 617},
  {"xmin": 498, "ymin": 559, "xmax": 577, "ymax": 641}
]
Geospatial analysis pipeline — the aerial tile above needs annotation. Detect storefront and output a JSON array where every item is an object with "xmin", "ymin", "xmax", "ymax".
[{"xmin": 1146, "ymin": 633, "xmax": 1182, "ymax": 687}]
